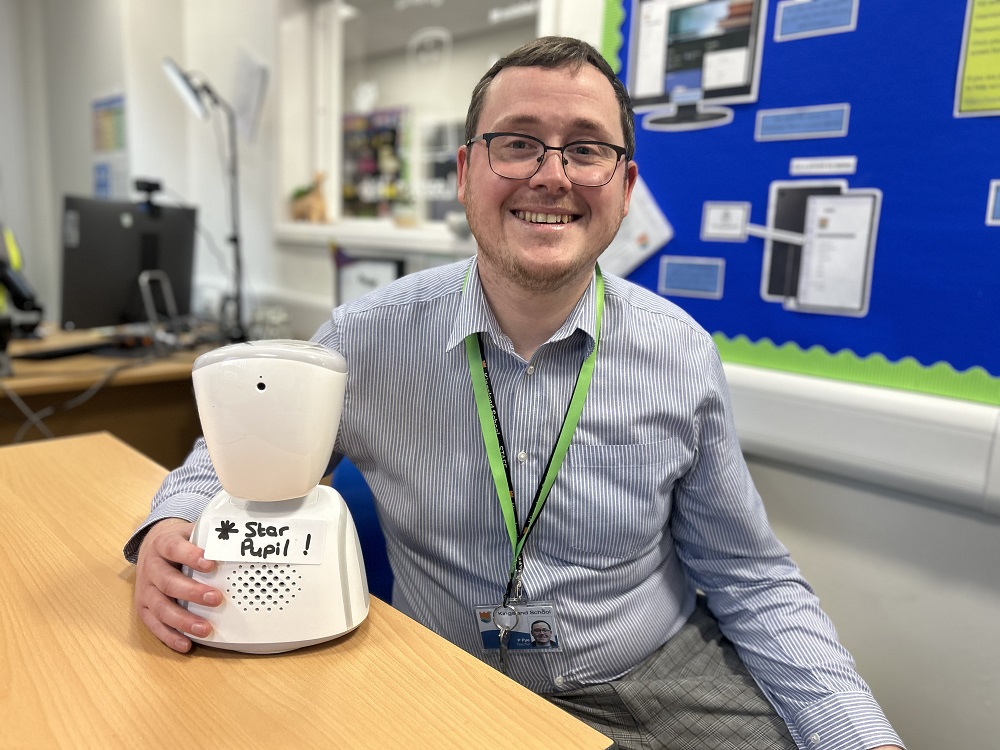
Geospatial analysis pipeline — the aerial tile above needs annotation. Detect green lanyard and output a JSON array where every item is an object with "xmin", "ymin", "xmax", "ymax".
[{"xmin": 465, "ymin": 266, "xmax": 605, "ymax": 604}]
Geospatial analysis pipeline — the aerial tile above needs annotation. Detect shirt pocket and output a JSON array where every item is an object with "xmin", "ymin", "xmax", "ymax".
[{"xmin": 537, "ymin": 438, "xmax": 687, "ymax": 567}]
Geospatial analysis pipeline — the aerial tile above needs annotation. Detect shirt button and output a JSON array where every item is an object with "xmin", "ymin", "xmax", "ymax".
[
  {"xmin": 808, "ymin": 734, "xmax": 820, "ymax": 745},
  {"xmin": 526, "ymin": 365, "xmax": 535, "ymax": 375},
  {"xmin": 554, "ymin": 675, "xmax": 565, "ymax": 687},
  {"xmin": 516, "ymin": 450, "xmax": 527, "ymax": 463}
]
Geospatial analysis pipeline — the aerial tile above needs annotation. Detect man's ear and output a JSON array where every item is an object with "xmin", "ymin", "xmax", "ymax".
[
  {"xmin": 456, "ymin": 144, "xmax": 470, "ymax": 207},
  {"xmin": 622, "ymin": 160, "xmax": 639, "ymax": 218}
]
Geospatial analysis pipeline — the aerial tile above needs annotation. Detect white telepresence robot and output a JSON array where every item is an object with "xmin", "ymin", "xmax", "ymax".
[{"xmin": 182, "ymin": 339, "xmax": 369, "ymax": 653}]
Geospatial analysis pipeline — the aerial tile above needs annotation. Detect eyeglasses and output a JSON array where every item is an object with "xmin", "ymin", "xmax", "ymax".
[
  {"xmin": 466, "ymin": 132, "xmax": 627, "ymax": 187},
  {"xmin": 531, "ymin": 627, "xmax": 551, "ymax": 634}
]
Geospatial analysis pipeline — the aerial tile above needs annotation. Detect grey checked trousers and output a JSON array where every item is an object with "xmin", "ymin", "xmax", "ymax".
[{"xmin": 544, "ymin": 599, "xmax": 796, "ymax": 750}]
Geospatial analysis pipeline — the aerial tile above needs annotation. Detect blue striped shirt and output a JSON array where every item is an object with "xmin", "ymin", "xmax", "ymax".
[{"xmin": 126, "ymin": 257, "xmax": 901, "ymax": 750}]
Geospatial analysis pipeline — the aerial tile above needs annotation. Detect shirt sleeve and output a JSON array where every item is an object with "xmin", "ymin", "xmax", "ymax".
[
  {"xmin": 669, "ymin": 336, "xmax": 905, "ymax": 750},
  {"xmin": 121, "ymin": 436, "xmax": 222, "ymax": 563}
]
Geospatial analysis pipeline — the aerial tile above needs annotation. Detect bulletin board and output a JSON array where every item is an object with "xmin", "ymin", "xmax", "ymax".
[{"xmin": 600, "ymin": 0, "xmax": 1000, "ymax": 405}]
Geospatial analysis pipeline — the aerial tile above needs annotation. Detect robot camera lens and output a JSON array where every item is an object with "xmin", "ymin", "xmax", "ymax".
[{"xmin": 256, "ymin": 382, "xmax": 266, "ymax": 391}]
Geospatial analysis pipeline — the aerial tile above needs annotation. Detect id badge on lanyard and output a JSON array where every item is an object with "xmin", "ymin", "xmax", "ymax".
[
  {"xmin": 474, "ymin": 601, "xmax": 562, "ymax": 652},
  {"xmin": 464, "ymin": 266, "xmax": 604, "ymax": 672}
]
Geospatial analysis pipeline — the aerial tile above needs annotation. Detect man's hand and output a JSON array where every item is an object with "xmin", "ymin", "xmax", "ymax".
[{"xmin": 134, "ymin": 517, "xmax": 222, "ymax": 652}]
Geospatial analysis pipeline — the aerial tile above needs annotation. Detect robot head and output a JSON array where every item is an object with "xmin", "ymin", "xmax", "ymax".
[{"xmin": 192, "ymin": 340, "xmax": 347, "ymax": 501}]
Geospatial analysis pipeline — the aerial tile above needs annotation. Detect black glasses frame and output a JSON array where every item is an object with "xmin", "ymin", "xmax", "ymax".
[{"xmin": 466, "ymin": 132, "xmax": 628, "ymax": 187}]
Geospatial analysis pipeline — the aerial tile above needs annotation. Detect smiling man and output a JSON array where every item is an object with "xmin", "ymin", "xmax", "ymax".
[
  {"xmin": 459, "ymin": 61, "xmax": 637, "ymax": 349},
  {"xmin": 127, "ymin": 37, "xmax": 903, "ymax": 750}
]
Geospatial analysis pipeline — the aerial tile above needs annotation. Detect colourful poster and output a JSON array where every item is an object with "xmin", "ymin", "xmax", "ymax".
[
  {"xmin": 91, "ymin": 93, "xmax": 130, "ymax": 198},
  {"xmin": 955, "ymin": 0, "xmax": 1000, "ymax": 116},
  {"xmin": 342, "ymin": 109, "xmax": 410, "ymax": 218}
]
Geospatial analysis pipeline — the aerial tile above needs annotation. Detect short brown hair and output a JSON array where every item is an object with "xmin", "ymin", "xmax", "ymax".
[{"xmin": 465, "ymin": 36, "xmax": 635, "ymax": 160}]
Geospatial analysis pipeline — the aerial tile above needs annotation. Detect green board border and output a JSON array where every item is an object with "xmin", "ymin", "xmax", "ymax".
[
  {"xmin": 600, "ymin": 0, "xmax": 626, "ymax": 71},
  {"xmin": 714, "ymin": 334, "xmax": 1000, "ymax": 406}
]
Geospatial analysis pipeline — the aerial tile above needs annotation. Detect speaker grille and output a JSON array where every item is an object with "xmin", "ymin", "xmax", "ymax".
[{"xmin": 226, "ymin": 563, "xmax": 303, "ymax": 613}]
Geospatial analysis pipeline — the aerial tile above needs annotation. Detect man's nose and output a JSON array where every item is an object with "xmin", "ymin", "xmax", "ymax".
[{"xmin": 530, "ymin": 149, "xmax": 572, "ymax": 189}]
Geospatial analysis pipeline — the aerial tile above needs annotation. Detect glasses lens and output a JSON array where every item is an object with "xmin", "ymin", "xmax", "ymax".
[
  {"xmin": 563, "ymin": 142, "xmax": 620, "ymax": 186},
  {"xmin": 486, "ymin": 134, "xmax": 544, "ymax": 180}
]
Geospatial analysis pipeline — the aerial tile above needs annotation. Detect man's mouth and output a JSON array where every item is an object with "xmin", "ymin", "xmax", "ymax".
[{"xmin": 513, "ymin": 210, "xmax": 579, "ymax": 225}]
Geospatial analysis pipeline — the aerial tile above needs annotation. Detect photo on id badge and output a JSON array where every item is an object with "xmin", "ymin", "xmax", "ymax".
[{"xmin": 476, "ymin": 602, "xmax": 561, "ymax": 651}]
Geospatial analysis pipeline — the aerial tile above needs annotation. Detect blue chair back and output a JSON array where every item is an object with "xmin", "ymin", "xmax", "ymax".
[{"xmin": 332, "ymin": 458, "xmax": 393, "ymax": 602}]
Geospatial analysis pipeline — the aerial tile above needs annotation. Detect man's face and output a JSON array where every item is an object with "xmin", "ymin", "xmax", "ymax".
[
  {"xmin": 531, "ymin": 622, "xmax": 552, "ymax": 644},
  {"xmin": 457, "ymin": 64, "xmax": 637, "ymax": 294}
]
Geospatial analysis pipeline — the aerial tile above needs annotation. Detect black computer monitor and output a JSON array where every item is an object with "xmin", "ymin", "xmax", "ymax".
[
  {"xmin": 627, "ymin": 0, "xmax": 768, "ymax": 131},
  {"xmin": 60, "ymin": 195, "xmax": 196, "ymax": 331}
]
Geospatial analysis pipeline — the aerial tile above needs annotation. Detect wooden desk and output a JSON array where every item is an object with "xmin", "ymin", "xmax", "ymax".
[
  {"xmin": 0, "ymin": 330, "xmax": 206, "ymax": 468},
  {"xmin": 0, "ymin": 433, "xmax": 611, "ymax": 749}
]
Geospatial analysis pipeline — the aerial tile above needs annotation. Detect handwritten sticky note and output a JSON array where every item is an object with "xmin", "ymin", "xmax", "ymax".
[{"xmin": 201, "ymin": 512, "xmax": 328, "ymax": 565}]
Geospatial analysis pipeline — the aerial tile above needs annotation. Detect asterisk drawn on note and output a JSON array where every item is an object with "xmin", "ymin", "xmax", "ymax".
[{"xmin": 215, "ymin": 520, "xmax": 238, "ymax": 540}]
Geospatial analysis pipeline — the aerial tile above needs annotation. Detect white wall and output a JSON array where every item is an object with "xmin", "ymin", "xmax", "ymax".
[
  {"xmin": 121, "ymin": 0, "xmax": 188, "ymax": 203},
  {"xmin": 16, "ymin": 1, "xmax": 58, "ymax": 310},
  {"xmin": 0, "ymin": 0, "xmax": 33, "ymax": 267},
  {"xmin": 748, "ymin": 456, "xmax": 1000, "ymax": 749}
]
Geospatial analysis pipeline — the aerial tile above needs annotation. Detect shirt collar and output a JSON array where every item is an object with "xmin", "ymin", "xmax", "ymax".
[{"xmin": 445, "ymin": 256, "xmax": 600, "ymax": 354}]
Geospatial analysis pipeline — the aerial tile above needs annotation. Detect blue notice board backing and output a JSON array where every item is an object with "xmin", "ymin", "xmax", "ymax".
[{"xmin": 600, "ymin": 0, "xmax": 1000, "ymax": 405}]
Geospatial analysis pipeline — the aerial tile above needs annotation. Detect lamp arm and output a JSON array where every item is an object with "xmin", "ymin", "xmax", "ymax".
[{"xmin": 201, "ymin": 84, "xmax": 246, "ymax": 342}]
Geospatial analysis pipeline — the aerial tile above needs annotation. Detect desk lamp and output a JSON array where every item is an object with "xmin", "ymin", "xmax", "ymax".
[
  {"xmin": 163, "ymin": 56, "xmax": 246, "ymax": 342},
  {"xmin": 182, "ymin": 340, "xmax": 370, "ymax": 653}
]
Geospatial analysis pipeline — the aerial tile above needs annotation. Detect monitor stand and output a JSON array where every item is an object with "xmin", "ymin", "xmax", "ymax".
[{"xmin": 642, "ymin": 103, "xmax": 734, "ymax": 132}]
